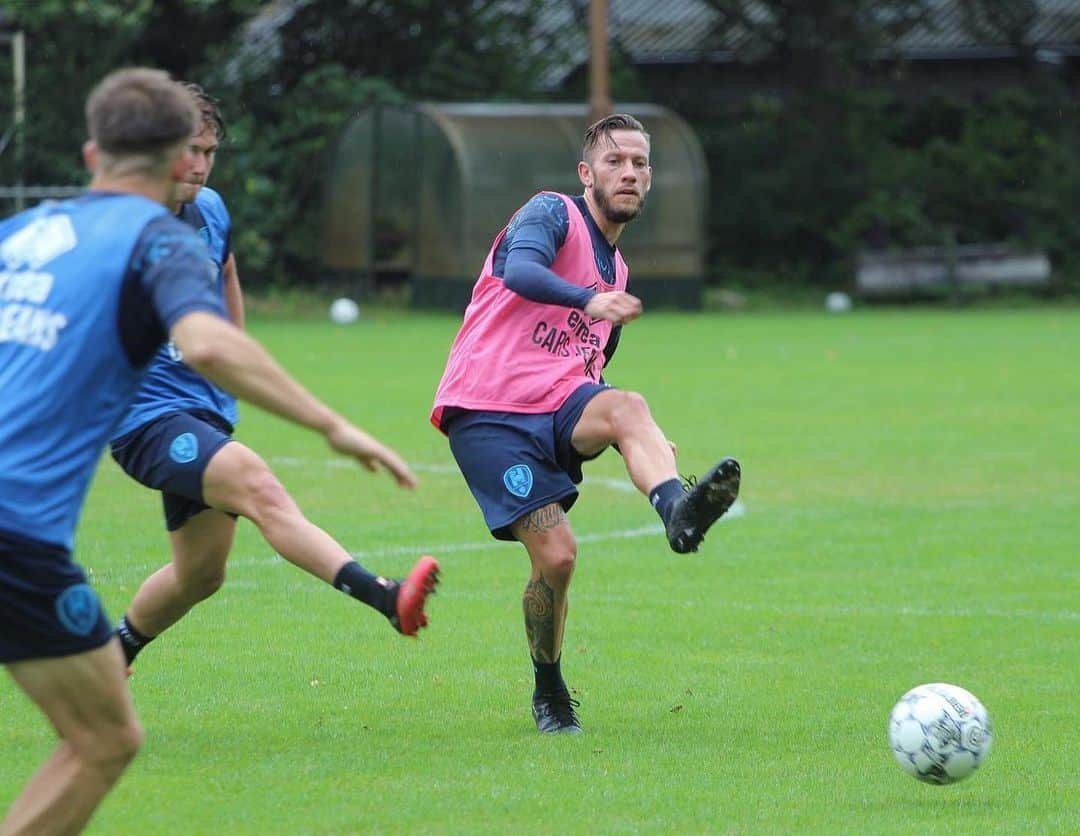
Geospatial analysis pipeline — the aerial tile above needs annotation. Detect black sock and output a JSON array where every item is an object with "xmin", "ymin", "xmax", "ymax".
[
  {"xmin": 649, "ymin": 478, "xmax": 685, "ymax": 526},
  {"xmin": 533, "ymin": 656, "xmax": 567, "ymax": 696},
  {"xmin": 333, "ymin": 561, "xmax": 395, "ymax": 617},
  {"xmin": 116, "ymin": 614, "xmax": 154, "ymax": 665}
]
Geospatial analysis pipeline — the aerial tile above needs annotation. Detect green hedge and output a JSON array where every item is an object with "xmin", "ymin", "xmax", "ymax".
[{"xmin": 695, "ymin": 83, "xmax": 1080, "ymax": 291}]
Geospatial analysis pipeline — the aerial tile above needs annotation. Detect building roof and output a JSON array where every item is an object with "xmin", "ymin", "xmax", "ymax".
[
  {"xmin": 538, "ymin": 0, "xmax": 1080, "ymax": 86},
  {"xmin": 892, "ymin": 0, "xmax": 1080, "ymax": 55},
  {"xmin": 228, "ymin": 1, "xmax": 1080, "ymax": 90}
]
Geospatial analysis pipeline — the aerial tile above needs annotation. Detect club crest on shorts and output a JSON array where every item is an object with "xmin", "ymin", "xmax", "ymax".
[
  {"xmin": 503, "ymin": 463, "xmax": 534, "ymax": 498},
  {"xmin": 169, "ymin": 432, "xmax": 198, "ymax": 464},
  {"xmin": 55, "ymin": 583, "xmax": 100, "ymax": 636}
]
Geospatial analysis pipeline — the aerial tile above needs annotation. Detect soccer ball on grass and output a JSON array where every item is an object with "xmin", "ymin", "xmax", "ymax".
[{"xmin": 888, "ymin": 682, "xmax": 993, "ymax": 784}]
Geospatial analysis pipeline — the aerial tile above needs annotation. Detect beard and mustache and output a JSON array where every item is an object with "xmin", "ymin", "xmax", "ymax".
[{"xmin": 591, "ymin": 182, "xmax": 647, "ymax": 224}]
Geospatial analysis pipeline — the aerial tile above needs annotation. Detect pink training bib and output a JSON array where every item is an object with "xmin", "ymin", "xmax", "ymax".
[{"xmin": 431, "ymin": 192, "xmax": 628, "ymax": 431}]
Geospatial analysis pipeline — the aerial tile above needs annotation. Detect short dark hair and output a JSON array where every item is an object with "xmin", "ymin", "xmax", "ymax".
[
  {"xmin": 181, "ymin": 81, "xmax": 227, "ymax": 142},
  {"xmin": 85, "ymin": 67, "xmax": 197, "ymax": 154},
  {"xmin": 582, "ymin": 113, "xmax": 649, "ymax": 161}
]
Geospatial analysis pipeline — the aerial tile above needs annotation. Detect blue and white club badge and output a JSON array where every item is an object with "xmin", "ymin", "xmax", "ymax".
[
  {"xmin": 503, "ymin": 463, "xmax": 534, "ymax": 498},
  {"xmin": 169, "ymin": 432, "xmax": 199, "ymax": 464}
]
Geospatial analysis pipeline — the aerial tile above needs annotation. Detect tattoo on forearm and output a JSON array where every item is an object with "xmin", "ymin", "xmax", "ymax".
[
  {"xmin": 524, "ymin": 575, "xmax": 557, "ymax": 663},
  {"xmin": 516, "ymin": 504, "xmax": 566, "ymax": 534}
]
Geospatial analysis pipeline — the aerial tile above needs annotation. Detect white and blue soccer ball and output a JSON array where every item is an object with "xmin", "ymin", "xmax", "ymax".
[{"xmin": 888, "ymin": 682, "xmax": 993, "ymax": 784}]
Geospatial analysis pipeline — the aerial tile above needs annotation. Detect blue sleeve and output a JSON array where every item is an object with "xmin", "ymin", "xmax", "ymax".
[
  {"xmin": 504, "ymin": 192, "xmax": 569, "ymax": 265},
  {"xmin": 118, "ymin": 215, "xmax": 228, "ymax": 367},
  {"xmin": 135, "ymin": 215, "xmax": 226, "ymax": 328},
  {"xmin": 222, "ymin": 208, "xmax": 231, "ymax": 263},
  {"xmin": 504, "ymin": 248, "xmax": 596, "ymax": 309},
  {"xmin": 216, "ymin": 193, "xmax": 232, "ymax": 262},
  {"xmin": 500, "ymin": 193, "xmax": 594, "ymax": 309},
  {"xmin": 197, "ymin": 186, "xmax": 232, "ymax": 262}
]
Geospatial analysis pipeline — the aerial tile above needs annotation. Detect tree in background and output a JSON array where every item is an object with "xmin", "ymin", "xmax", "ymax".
[
  {"xmin": 201, "ymin": 0, "xmax": 577, "ymax": 284},
  {"xmin": 0, "ymin": 0, "xmax": 257, "ymax": 186},
  {"xmin": 0, "ymin": 0, "xmax": 576, "ymax": 285},
  {"xmin": 667, "ymin": 1, "xmax": 933, "ymax": 285},
  {"xmin": 700, "ymin": 0, "xmax": 935, "ymax": 89},
  {"xmin": 670, "ymin": 0, "xmax": 1079, "ymax": 289},
  {"xmin": 0, "ymin": 0, "xmax": 1077, "ymax": 290}
]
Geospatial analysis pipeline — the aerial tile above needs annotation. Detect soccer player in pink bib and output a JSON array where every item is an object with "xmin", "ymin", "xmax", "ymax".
[{"xmin": 431, "ymin": 114, "xmax": 741, "ymax": 734}]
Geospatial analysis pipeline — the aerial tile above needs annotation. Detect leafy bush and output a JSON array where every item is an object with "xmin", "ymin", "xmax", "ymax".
[{"xmin": 698, "ymin": 81, "xmax": 1080, "ymax": 290}]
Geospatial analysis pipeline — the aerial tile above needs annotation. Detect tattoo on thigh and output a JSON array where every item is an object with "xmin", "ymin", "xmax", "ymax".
[
  {"xmin": 523, "ymin": 575, "xmax": 557, "ymax": 663},
  {"xmin": 515, "ymin": 504, "xmax": 566, "ymax": 535}
]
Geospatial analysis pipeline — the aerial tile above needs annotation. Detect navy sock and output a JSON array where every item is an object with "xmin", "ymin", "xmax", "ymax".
[
  {"xmin": 116, "ymin": 614, "xmax": 154, "ymax": 665},
  {"xmin": 334, "ymin": 561, "xmax": 395, "ymax": 616},
  {"xmin": 533, "ymin": 656, "xmax": 567, "ymax": 696},
  {"xmin": 649, "ymin": 478, "xmax": 685, "ymax": 526}
]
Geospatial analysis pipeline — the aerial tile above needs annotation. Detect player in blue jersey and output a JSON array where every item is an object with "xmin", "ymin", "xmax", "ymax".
[
  {"xmin": 108, "ymin": 84, "xmax": 438, "ymax": 674},
  {"xmin": 0, "ymin": 68, "xmax": 435, "ymax": 835}
]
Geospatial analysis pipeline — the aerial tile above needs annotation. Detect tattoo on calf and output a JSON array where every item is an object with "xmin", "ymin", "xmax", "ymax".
[{"xmin": 523, "ymin": 575, "xmax": 557, "ymax": 663}]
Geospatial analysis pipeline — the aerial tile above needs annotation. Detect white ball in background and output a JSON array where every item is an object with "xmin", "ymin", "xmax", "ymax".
[
  {"xmin": 329, "ymin": 297, "xmax": 360, "ymax": 325},
  {"xmin": 825, "ymin": 291, "xmax": 853, "ymax": 313}
]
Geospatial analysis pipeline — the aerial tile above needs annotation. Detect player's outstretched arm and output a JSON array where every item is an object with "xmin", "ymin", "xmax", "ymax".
[{"xmin": 170, "ymin": 311, "xmax": 417, "ymax": 488}]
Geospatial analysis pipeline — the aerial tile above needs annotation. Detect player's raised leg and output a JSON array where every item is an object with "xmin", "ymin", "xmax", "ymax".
[
  {"xmin": 201, "ymin": 440, "xmax": 439, "ymax": 635},
  {"xmin": 512, "ymin": 504, "xmax": 582, "ymax": 734},
  {"xmin": 116, "ymin": 427, "xmax": 438, "ymax": 666},
  {"xmin": 572, "ymin": 389, "xmax": 676, "ymax": 490},
  {"xmin": 1, "ymin": 640, "xmax": 142, "ymax": 836},
  {"xmin": 571, "ymin": 388, "xmax": 740, "ymax": 554}
]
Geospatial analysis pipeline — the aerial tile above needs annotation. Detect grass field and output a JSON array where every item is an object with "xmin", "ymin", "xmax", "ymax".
[{"xmin": 2, "ymin": 306, "xmax": 1078, "ymax": 834}]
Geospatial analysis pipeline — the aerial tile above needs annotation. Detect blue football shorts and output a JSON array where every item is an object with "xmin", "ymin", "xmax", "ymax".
[
  {"xmin": 0, "ymin": 528, "xmax": 113, "ymax": 663},
  {"xmin": 444, "ymin": 382, "xmax": 612, "ymax": 541},
  {"xmin": 110, "ymin": 409, "xmax": 235, "ymax": 531}
]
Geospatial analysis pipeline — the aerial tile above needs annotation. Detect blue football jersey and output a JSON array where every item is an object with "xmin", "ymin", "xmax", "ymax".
[
  {"xmin": 0, "ymin": 192, "xmax": 221, "ymax": 549},
  {"xmin": 493, "ymin": 193, "xmax": 618, "ymax": 285},
  {"xmin": 113, "ymin": 186, "xmax": 237, "ymax": 438}
]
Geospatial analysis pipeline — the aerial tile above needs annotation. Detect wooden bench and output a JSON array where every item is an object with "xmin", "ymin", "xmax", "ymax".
[{"xmin": 856, "ymin": 244, "xmax": 1051, "ymax": 298}]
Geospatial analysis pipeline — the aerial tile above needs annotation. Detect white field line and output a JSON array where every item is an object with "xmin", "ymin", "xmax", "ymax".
[
  {"xmin": 195, "ymin": 568, "xmax": 1080, "ymax": 624},
  {"xmin": 217, "ymin": 523, "xmax": 669, "ymax": 563},
  {"xmin": 284, "ymin": 577, "xmax": 1080, "ymax": 623},
  {"xmin": 103, "ymin": 526, "xmax": 1080, "ymax": 625},
  {"xmin": 105, "ymin": 537, "xmax": 1080, "ymax": 626},
  {"xmin": 264, "ymin": 454, "xmax": 746, "ymax": 557},
  {"xmin": 100, "ymin": 485, "xmax": 1077, "ymax": 625},
  {"xmin": 98, "ymin": 522, "xmax": 668, "ymax": 580},
  {"xmin": 346, "ymin": 522, "xmax": 667, "ymax": 560},
  {"xmin": 705, "ymin": 601, "xmax": 1080, "ymax": 624},
  {"xmin": 102, "ymin": 510, "xmax": 739, "ymax": 576},
  {"xmin": 103, "ymin": 454, "xmax": 1076, "ymax": 625},
  {"xmin": 269, "ymin": 456, "xmax": 747, "ymax": 511}
]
